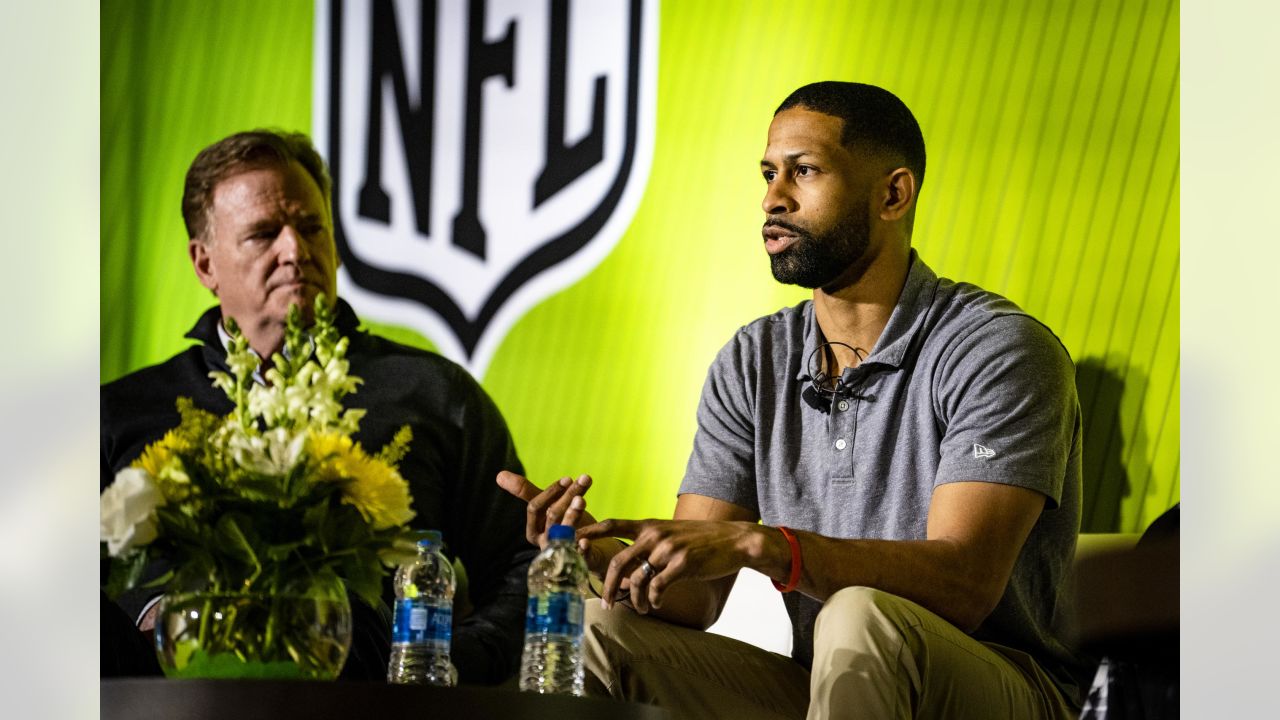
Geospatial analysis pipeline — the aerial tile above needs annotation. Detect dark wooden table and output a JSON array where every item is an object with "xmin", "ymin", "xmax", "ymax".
[{"xmin": 102, "ymin": 678, "xmax": 672, "ymax": 720}]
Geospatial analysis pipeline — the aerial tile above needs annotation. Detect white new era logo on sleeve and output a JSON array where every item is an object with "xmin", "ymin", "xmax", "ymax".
[{"xmin": 973, "ymin": 444, "xmax": 996, "ymax": 459}]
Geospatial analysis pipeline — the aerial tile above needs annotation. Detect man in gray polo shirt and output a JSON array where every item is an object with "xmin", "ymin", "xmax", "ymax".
[{"xmin": 500, "ymin": 81, "xmax": 1086, "ymax": 719}]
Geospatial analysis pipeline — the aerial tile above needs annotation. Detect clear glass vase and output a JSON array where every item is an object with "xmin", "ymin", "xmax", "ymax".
[{"xmin": 155, "ymin": 577, "xmax": 353, "ymax": 680}]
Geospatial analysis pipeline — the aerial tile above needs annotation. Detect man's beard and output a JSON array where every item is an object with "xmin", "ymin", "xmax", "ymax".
[{"xmin": 768, "ymin": 206, "xmax": 871, "ymax": 291}]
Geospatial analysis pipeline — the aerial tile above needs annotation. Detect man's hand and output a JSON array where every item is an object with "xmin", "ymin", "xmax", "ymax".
[
  {"xmin": 577, "ymin": 518, "xmax": 765, "ymax": 614},
  {"xmin": 497, "ymin": 471, "xmax": 613, "ymax": 572}
]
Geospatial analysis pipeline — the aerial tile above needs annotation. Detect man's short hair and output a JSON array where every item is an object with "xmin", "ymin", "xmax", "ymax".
[
  {"xmin": 181, "ymin": 129, "xmax": 332, "ymax": 241},
  {"xmin": 776, "ymin": 82, "xmax": 926, "ymax": 189}
]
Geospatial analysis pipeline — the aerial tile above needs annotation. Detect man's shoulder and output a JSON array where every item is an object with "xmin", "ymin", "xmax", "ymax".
[
  {"xmin": 348, "ymin": 329, "xmax": 492, "ymax": 405},
  {"xmin": 698, "ymin": 301, "xmax": 811, "ymax": 396},
  {"xmin": 352, "ymin": 330, "xmax": 467, "ymax": 377},
  {"xmin": 101, "ymin": 344, "xmax": 226, "ymax": 478},
  {"xmin": 728, "ymin": 300, "xmax": 810, "ymax": 351},
  {"xmin": 103, "ymin": 303, "xmax": 224, "ymax": 403},
  {"xmin": 926, "ymin": 277, "xmax": 1070, "ymax": 361},
  {"xmin": 101, "ymin": 344, "xmax": 212, "ymax": 405},
  {"xmin": 932, "ymin": 276, "xmax": 1026, "ymax": 325},
  {"xmin": 101, "ymin": 344, "xmax": 230, "ymax": 433}
]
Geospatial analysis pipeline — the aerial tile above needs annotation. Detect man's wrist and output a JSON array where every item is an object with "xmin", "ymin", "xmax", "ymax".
[{"xmin": 743, "ymin": 523, "xmax": 791, "ymax": 579}]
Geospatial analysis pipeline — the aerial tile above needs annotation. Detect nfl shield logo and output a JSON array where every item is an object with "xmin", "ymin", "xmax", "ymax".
[{"xmin": 313, "ymin": 0, "xmax": 657, "ymax": 375}]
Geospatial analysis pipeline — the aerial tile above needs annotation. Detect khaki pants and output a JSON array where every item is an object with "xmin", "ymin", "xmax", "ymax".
[{"xmin": 582, "ymin": 586, "xmax": 1078, "ymax": 720}]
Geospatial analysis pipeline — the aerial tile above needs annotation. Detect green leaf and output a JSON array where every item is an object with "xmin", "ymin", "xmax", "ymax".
[
  {"xmin": 171, "ymin": 553, "xmax": 216, "ymax": 593},
  {"xmin": 156, "ymin": 506, "xmax": 206, "ymax": 544},
  {"xmin": 102, "ymin": 547, "xmax": 149, "ymax": 598},
  {"xmin": 340, "ymin": 549, "xmax": 384, "ymax": 608},
  {"xmin": 168, "ymin": 648, "xmax": 312, "ymax": 680},
  {"xmin": 263, "ymin": 541, "xmax": 305, "ymax": 562},
  {"xmin": 302, "ymin": 496, "xmax": 329, "ymax": 527},
  {"xmin": 140, "ymin": 568, "xmax": 175, "ymax": 590},
  {"xmin": 216, "ymin": 515, "xmax": 261, "ymax": 578}
]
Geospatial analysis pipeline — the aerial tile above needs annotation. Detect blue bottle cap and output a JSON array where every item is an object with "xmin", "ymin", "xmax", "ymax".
[
  {"xmin": 547, "ymin": 524, "xmax": 575, "ymax": 542},
  {"xmin": 418, "ymin": 530, "xmax": 443, "ymax": 547}
]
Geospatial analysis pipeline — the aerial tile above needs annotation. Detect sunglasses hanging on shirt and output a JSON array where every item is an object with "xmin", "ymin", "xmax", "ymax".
[{"xmin": 799, "ymin": 341, "xmax": 869, "ymax": 414}]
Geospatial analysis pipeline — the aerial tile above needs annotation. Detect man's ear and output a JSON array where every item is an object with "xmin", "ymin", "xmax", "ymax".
[
  {"xmin": 189, "ymin": 238, "xmax": 218, "ymax": 293},
  {"xmin": 880, "ymin": 167, "xmax": 918, "ymax": 222}
]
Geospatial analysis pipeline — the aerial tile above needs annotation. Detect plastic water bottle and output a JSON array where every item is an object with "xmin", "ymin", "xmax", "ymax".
[
  {"xmin": 387, "ymin": 531, "xmax": 458, "ymax": 686},
  {"xmin": 519, "ymin": 524, "xmax": 590, "ymax": 695}
]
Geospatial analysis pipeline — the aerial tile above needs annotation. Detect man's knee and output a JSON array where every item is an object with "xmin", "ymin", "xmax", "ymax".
[
  {"xmin": 584, "ymin": 601, "xmax": 811, "ymax": 714},
  {"xmin": 818, "ymin": 586, "xmax": 913, "ymax": 626},
  {"xmin": 585, "ymin": 598, "xmax": 631, "ymax": 634},
  {"xmin": 810, "ymin": 587, "xmax": 931, "ymax": 708},
  {"xmin": 584, "ymin": 598, "xmax": 647, "ymax": 651},
  {"xmin": 814, "ymin": 586, "xmax": 922, "ymax": 656},
  {"xmin": 582, "ymin": 601, "xmax": 651, "ymax": 696}
]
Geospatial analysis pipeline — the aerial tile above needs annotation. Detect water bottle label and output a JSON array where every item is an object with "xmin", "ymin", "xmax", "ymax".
[
  {"xmin": 525, "ymin": 591, "xmax": 584, "ymax": 637},
  {"xmin": 392, "ymin": 599, "xmax": 453, "ymax": 648}
]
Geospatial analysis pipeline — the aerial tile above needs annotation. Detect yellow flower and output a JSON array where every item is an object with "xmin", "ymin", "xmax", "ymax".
[
  {"xmin": 132, "ymin": 431, "xmax": 192, "ymax": 501},
  {"xmin": 309, "ymin": 431, "xmax": 415, "ymax": 530},
  {"xmin": 342, "ymin": 456, "xmax": 415, "ymax": 530},
  {"xmin": 134, "ymin": 431, "xmax": 178, "ymax": 476},
  {"xmin": 308, "ymin": 431, "xmax": 354, "ymax": 481}
]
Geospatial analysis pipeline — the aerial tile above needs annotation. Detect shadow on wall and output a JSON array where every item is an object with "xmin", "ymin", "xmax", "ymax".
[{"xmin": 1075, "ymin": 356, "xmax": 1152, "ymax": 533}]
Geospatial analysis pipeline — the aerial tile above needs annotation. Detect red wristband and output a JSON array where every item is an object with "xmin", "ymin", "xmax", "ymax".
[{"xmin": 770, "ymin": 526, "xmax": 802, "ymax": 593}]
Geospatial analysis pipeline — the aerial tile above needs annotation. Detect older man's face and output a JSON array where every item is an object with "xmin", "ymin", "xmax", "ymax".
[{"xmin": 190, "ymin": 161, "xmax": 337, "ymax": 353}]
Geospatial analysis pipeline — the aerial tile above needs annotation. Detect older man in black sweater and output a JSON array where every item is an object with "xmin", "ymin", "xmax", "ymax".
[{"xmin": 101, "ymin": 129, "xmax": 533, "ymax": 683}]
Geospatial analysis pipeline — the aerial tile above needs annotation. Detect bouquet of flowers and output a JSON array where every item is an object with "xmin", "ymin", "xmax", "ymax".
[{"xmin": 101, "ymin": 296, "xmax": 420, "ymax": 646}]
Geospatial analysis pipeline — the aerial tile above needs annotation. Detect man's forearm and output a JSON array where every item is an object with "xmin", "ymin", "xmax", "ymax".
[
  {"xmin": 591, "ymin": 524, "xmax": 963, "ymax": 632},
  {"xmin": 746, "ymin": 482, "xmax": 1047, "ymax": 633},
  {"xmin": 749, "ymin": 528, "xmax": 1004, "ymax": 633}
]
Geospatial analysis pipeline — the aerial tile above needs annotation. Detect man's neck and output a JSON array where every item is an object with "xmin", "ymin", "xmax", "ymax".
[
  {"xmin": 219, "ymin": 317, "xmax": 284, "ymax": 361},
  {"xmin": 811, "ymin": 242, "xmax": 911, "ymax": 373}
]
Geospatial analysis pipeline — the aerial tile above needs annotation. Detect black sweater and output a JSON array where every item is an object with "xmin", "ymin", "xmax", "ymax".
[{"xmin": 101, "ymin": 299, "xmax": 535, "ymax": 683}]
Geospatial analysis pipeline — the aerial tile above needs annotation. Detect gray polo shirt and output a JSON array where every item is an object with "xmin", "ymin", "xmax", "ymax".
[{"xmin": 680, "ymin": 251, "xmax": 1086, "ymax": 699}]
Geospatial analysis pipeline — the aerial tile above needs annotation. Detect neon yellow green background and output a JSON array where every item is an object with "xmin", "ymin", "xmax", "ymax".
[{"xmin": 102, "ymin": 0, "xmax": 1178, "ymax": 533}]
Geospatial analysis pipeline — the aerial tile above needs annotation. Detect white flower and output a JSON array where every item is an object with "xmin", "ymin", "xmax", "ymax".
[
  {"xmin": 100, "ymin": 468, "xmax": 165, "ymax": 556},
  {"xmin": 227, "ymin": 427, "xmax": 306, "ymax": 476},
  {"xmin": 226, "ymin": 344, "xmax": 261, "ymax": 380}
]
